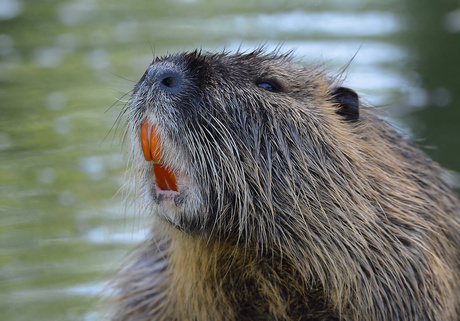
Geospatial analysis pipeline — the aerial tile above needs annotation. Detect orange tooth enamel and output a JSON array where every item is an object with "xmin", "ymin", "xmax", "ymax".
[
  {"xmin": 163, "ymin": 166, "xmax": 178, "ymax": 191},
  {"xmin": 140, "ymin": 121, "xmax": 153, "ymax": 161},
  {"xmin": 140, "ymin": 121, "xmax": 178, "ymax": 192},
  {"xmin": 150, "ymin": 124, "xmax": 162, "ymax": 162},
  {"xmin": 153, "ymin": 163, "xmax": 168, "ymax": 190},
  {"xmin": 153, "ymin": 164, "xmax": 178, "ymax": 192}
]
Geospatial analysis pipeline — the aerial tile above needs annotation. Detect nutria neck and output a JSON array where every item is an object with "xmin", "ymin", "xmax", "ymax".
[
  {"xmin": 165, "ymin": 231, "xmax": 233, "ymax": 320},
  {"xmin": 164, "ymin": 228, "xmax": 330, "ymax": 321}
]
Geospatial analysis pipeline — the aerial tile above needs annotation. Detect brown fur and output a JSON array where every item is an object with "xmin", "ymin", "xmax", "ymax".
[{"xmin": 111, "ymin": 49, "xmax": 460, "ymax": 320}]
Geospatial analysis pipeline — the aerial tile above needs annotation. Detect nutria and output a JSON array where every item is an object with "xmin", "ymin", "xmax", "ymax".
[{"xmin": 111, "ymin": 49, "xmax": 460, "ymax": 321}]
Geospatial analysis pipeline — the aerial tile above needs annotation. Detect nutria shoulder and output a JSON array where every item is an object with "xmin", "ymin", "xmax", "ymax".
[{"xmin": 111, "ymin": 49, "xmax": 460, "ymax": 321}]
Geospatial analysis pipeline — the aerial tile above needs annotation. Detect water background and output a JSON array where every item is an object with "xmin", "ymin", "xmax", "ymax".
[{"xmin": 1, "ymin": 0, "xmax": 459, "ymax": 320}]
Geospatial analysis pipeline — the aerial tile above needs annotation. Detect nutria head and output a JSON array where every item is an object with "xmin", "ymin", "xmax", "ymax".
[{"xmin": 127, "ymin": 50, "xmax": 362, "ymax": 241}]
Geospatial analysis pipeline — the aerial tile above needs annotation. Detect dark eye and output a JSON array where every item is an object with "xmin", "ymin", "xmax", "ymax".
[{"xmin": 256, "ymin": 80, "xmax": 282, "ymax": 93}]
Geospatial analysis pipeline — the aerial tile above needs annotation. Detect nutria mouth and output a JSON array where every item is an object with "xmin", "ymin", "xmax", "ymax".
[{"xmin": 140, "ymin": 120, "xmax": 179, "ymax": 195}]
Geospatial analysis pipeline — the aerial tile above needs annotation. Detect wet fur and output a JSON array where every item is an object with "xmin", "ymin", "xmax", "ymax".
[{"xmin": 111, "ymin": 50, "xmax": 460, "ymax": 320}]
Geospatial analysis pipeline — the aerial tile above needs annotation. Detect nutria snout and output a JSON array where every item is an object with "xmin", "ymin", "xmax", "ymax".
[{"xmin": 111, "ymin": 49, "xmax": 460, "ymax": 321}]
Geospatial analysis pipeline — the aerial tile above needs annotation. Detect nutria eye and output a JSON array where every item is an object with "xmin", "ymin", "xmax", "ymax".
[{"xmin": 256, "ymin": 80, "xmax": 281, "ymax": 93}]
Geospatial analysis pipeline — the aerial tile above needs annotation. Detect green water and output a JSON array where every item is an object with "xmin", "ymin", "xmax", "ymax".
[{"xmin": 1, "ymin": 0, "xmax": 459, "ymax": 320}]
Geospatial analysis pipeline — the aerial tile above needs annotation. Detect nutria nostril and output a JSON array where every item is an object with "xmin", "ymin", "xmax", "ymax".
[
  {"xmin": 157, "ymin": 72, "xmax": 182, "ymax": 93},
  {"xmin": 144, "ymin": 66, "xmax": 183, "ymax": 94},
  {"xmin": 161, "ymin": 76, "xmax": 175, "ymax": 88}
]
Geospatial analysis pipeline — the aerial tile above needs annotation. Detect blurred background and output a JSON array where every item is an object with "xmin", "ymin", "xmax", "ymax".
[{"xmin": 0, "ymin": 0, "xmax": 459, "ymax": 320}]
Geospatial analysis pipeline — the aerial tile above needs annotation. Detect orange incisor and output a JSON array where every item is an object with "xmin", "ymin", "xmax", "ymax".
[{"xmin": 140, "ymin": 121, "xmax": 178, "ymax": 191}]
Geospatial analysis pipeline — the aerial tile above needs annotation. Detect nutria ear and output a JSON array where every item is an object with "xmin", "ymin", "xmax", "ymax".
[{"xmin": 331, "ymin": 87, "xmax": 359, "ymax": 122}]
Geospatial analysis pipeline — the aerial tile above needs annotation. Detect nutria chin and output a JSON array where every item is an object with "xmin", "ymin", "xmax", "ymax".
[{"xmin": 111, "ymin": 49, "xmax": 460, "ymax": 321}]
